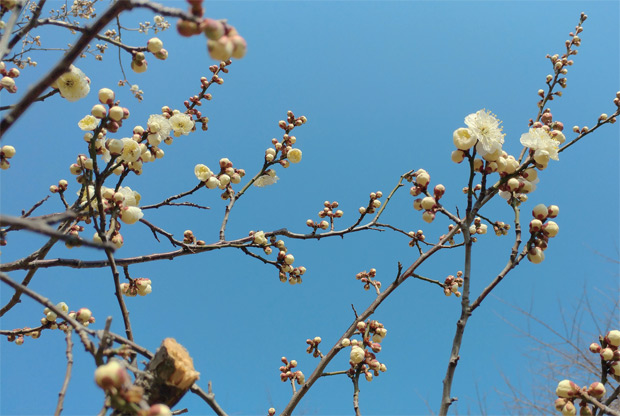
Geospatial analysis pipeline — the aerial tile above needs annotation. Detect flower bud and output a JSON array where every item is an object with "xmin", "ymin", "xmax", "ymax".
[
  {"xmin": 350, "ymin": 346, "xmax": 365, "ymax": 364},
  {"xmin": 532, "ymin": 204, "xmax": 548, "ymax": 220},
  {"xmin": 543, "ymin": 221, "xmax": 559, "ymax": 238},
  {"xmin": 556, "ymin": 379, "xmax": 580, "ymax": 398},
  {"xmin": 587, "ymin": 382, "xmax": 606, "ymax": 399},
  {"xmin": 606, "ymin": 330, "xmax": 620, "ymax": 347}
]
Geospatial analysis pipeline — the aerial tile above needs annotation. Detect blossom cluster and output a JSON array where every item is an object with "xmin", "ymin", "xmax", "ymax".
[
  {"xmin": 0, "ymin": 61, "xmax": 20, "ymax": 94},
  {"xmin": 410, "ymin": 169, "xmax": 445, "ymax": 224},
  {"xmin": 183, "ymin": 229, "xmax": 206, "ymax": 246},
  {"xmin": 174, "ymin": 0, "xmax": 247, "ymax": 61},
  {"xmin": 589, "ymin": 330, "xmax": 620, "ymax": 381},
  {"xmin": 279, "ymin": 356, "xmax": 305, "ymax": 385},
  {"xmin": 0, "ymin": 145, "xmax": 16, "ymax": 170},
  {"xmin": 130, "ymin": 36, "xmax": 169, "ymax": 74},
  {"xmin": 7, "ymin": 302, "xmax": 95, "ymax": 345},
  {"xmin": 553, "ymin": 331, "xmax": 619, "ymax": 416},
  {"xmin": 443, "ymin": 272, "xmax": 464, "ymax": 297},
  {"xmin": 358, "ymin": 191, "xmax": 383, "ymax": 216},
  {"xmin": 194, "ymin": 158, "xmax": 245, "ymax": 198},
  {"xmin": 554, "ymin": 379, "xmax": 605, "ymax": 416},
  {"xmin": 355, "ymin": 268, "xmax": 382, "ymax": 293},
  {"xmin": 526, "ymin": 203, "xmax": 560, "ymax": 264},
  {"xmin": 305, "ymin": 336, "xmax": 323, "ymax": 358},
  {"xmin": 407, "ymin": 229, "xmax": 426, "ymax": 247},
  {"xmin": 120, "ymin": 278, "xmax": 152, "ymax": 297},
  {"xmin": 250, "ymin": 232, "xmax": 306, "ymax": 284},
  {"xmin": 341, "ymin": 320, "xmax": 388, "ymax": 382},
  {"xmin": 306, "ymin": 200, "xmax": 343, "ymax": 232}
]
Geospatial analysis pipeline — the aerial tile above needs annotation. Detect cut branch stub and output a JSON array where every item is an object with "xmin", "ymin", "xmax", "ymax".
[{"xmin": 135, "ymin": 338, "xmax": 200, "ymax": 407}]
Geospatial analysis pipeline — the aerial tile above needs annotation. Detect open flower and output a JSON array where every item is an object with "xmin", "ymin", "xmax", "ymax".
[
  {"xmin": 464, "ymin": 109, "xmax": 505, "ymax": 155},
  {"xmin": 147, "ymin": 114, "xmax": 172, "ymax": 145},
  {"xmin": 120, "ymin": 138, "xmax": 141, "ymax": 163},
  {"xmin": 169, "ymin": 113, "xmax": 194, "ymax": 136},
  {"xmin": 119, "ymin": 206, "xmax": 144, "ymax": 224},
  {"xmin": 55, "ymin": 65, "xmax": 90, "ymax": 102},
  {"xmin": 254, "ymin": 170, "xmax": 279, "ymax": 187},
  {"xmin": 520, "ymin": 128, "xmax": 559, "ymax": 163},
  {"xmin": 78, "ymin": 115, "xmax": 98, "ymax": 131}
]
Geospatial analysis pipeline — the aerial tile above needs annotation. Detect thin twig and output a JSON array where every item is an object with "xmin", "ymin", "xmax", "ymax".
[{"xmin": 54, "ymin": 329, "xmax": 74, "ymax": 416}]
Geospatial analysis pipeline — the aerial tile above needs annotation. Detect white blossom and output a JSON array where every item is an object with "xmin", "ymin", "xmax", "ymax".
[
  {"xmin": 56, "ymin": 65, "xmax": 90, "ymax": 102},
  {"xmin": 520, "ymin": 128, "xmax": 559, "ymax": 162},
  {"xmin": 464, "ymin": 109, "xmax": 505, "ymax": 154},
  {"xmin": 169, "ymin": 113, "xmax": 194, "ymax": 136}
]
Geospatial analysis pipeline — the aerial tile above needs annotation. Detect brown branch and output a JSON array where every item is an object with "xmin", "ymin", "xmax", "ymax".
[
  {"xmin": 579, "ymin": 390, "xmax": 620, "ymax": 416},
  {"xmin": 280, "ymin": 225, "xmax": 461, "ymax": 416},
  {"xmin": 189, "ymin": 382, "xmax": 228, "ymax": 416},
  {"xmin": 0, "ymin": 0, "xmax": 132, "ymax": 139},
  {"xmin": 20, "ymin": 196, "xmax": 50, "ymax": 218},
  {"xmin": 0, "ymin": 213, "xmax": 115, "ymax": 250},
  {"xmin": 54, "ymin": 329, "xmax": 74, "ymax": 416},
  {"xmin": 105, "ymin": 249, "xmax": 133, "ymax": 341},
  {"xmin": 140, "ymin": 183, "xmax": 205, "ymax": 210},
  {"xmin": 0, "ymin": 271, "xmax": 95, "ymax": 352}
]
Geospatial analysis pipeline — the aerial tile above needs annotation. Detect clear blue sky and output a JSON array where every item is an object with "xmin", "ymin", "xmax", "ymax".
[{"xmin": 1, "ymin": 1, "xmax": 618, "ymax": 415}]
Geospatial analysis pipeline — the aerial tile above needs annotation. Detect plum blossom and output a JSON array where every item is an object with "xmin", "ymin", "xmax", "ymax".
[
  {"xmin": 194, "ymin": 164, "xmax": 213, "ymax": 181},
  {"xmin": 169, "ymin": 113, "xmax": 194, "ymax": 136},
  {"xmin": 288, "ymin": 148, "xmax": 302, "ymax": 163},
  {"xmin": 54, "ymin": 65, "xmax": 90, "ymax": 102},
  {"xmin": 254, "ymin": 169, "xmax": 279, "ymax": 187},
  {"xmin": 520, "ymin": 127, "xmax": 559, "ymax": 164},
  {"xmin": 119, "ymin": 206, "xmax": 144, "ymax": 224},
  {"xmin": 120, "ymin": 138, "xmax": 141, "ymax": 163},
  {"xmin": 464, "ymin": 109, "xmax": 505, "ymax": 155},
  {"xmin": 78, "ymin": 115, "xmax": 98, "ymax": 131},
  {"xmin": 147, "ymin": 114, "xmax": 172, "ymax": 145}
]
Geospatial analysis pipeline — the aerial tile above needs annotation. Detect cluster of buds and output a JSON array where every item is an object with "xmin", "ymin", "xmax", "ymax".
[
  {"xmin": 279, "ymin": 357, "xmax": 305, "ymax": 385},
  {"xmin": 131, "ymin": 51, "xmax": 148, "ymax": 74},
  {"xmin": 36, "ymin": 302, "xmax": 95, "ymax": 330},
  {"xmin": 440, "ymin": 224, "xmax": 462, "ymax": 246},
  {"xmin": 407, "ymin": 230, "xmax": 426, "ymax": 248},
  {"xmin": 468, "ymin": 217, "xmax": 488, "ymax": 236},
  {"xmin": 540, "ymin": 13, "xmax": 587, "ymax": 109},
  {"xmin": 49, "ymin": 179, "xmax": 69, "ymax": 194},
  {"xmin": 265, "ymin": 111, "xmax": 307, "ymax": 166},
  {"xmin": 341, "ymin": 320, "xmax": 388, "ymax": 382},
  {"xmin": 182, "ymin": 64, "xmax": 231, "ymax": 131},
  {"xmin": 182, "ymin": 229, "xmax": 205, "ymax": 245},
  {"xmin": 0, "ymin": 145, "xmax": 16, "ymax": 170},
  {"xmin": 305, "ymin": 337, "xmax": 323, "ymax": 358},
  {"xmin": 77, "ymin": 185, "xmax": 143, "ymax": 227},
  {"xmin": 249, "ymin": 232, "xmax": 306, "ymax": 284},
  {"xmin": 411, "ymin": 172, "xmax": 445, "ymax": 224},
  {"xmin": 493, "ymin": 221, "xmax": 511, "ymax": 236},
  {"xmin": 65, "ymin": 224, "xmax": 85, "ymax": 248},
  {"xmin": 358, "ymin": 191, "xmax": 383, "ymax": 216},
  {"xmin": 83, "ymin": 88, "xmax": 130, "ymax": 134},
  {"xmin": 355, "ymin": 268, "xmax": 382, "ymax": 294},
  {"xmin": 498, "ymin": 167, "xmax": 540, "ymax": 205},
  {"xmin": 6, "ymin": 326, "xmax": 41, "ymax": 345},
  {"xmin": 0, "ymin": 61, "xmax": 19, "ymax": 93},
  {"xmin": 194, "ymin": 158, "xmax": 245, "ymax": 199},
  {"xmin": 612, "ymin": 91, "xmax": 620, "ymax": 116},
  {"xmin": 526, "ymin": 203, "xmax": 560, "ymax": 264},
  {"xmin": 146, "ymin": 37, "xmax": 168, "ymax": 60},
  {"xmin": 589, "ymin": 330, "xmax": 620, "ymax": 382},
  {"xmin": 307, "ymin": 201, "xmax": 342, "ymax": 232},
  {"xmin": 273, "ymin": 238, "xmax": 306, "ymax": 284},
  {"xmin": 94, "ymin": 360, "xmax": 145, "ymax": 407},
  {"xmin": 443, "ymin": 272, "xmax": 464, "ymax": 297},
  {"xmin": 175, "ymin": 0, "xmax": 247, "ymax": 61},
  {"xmin": 93, "ymin": 229, "xmax": 124, "ymax": 249},
  {"xmin": 554, "ymin": 379, "xmax": 606, "ymax": 416},
  {"xmin": 120, "ymin": 278, "xmax": 152, "ymax": 297}
]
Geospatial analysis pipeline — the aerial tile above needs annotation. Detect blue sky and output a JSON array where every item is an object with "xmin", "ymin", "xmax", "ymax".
[{"xmin": 1, "ymin": 1, "xmax": 619, "ymax": 415}]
